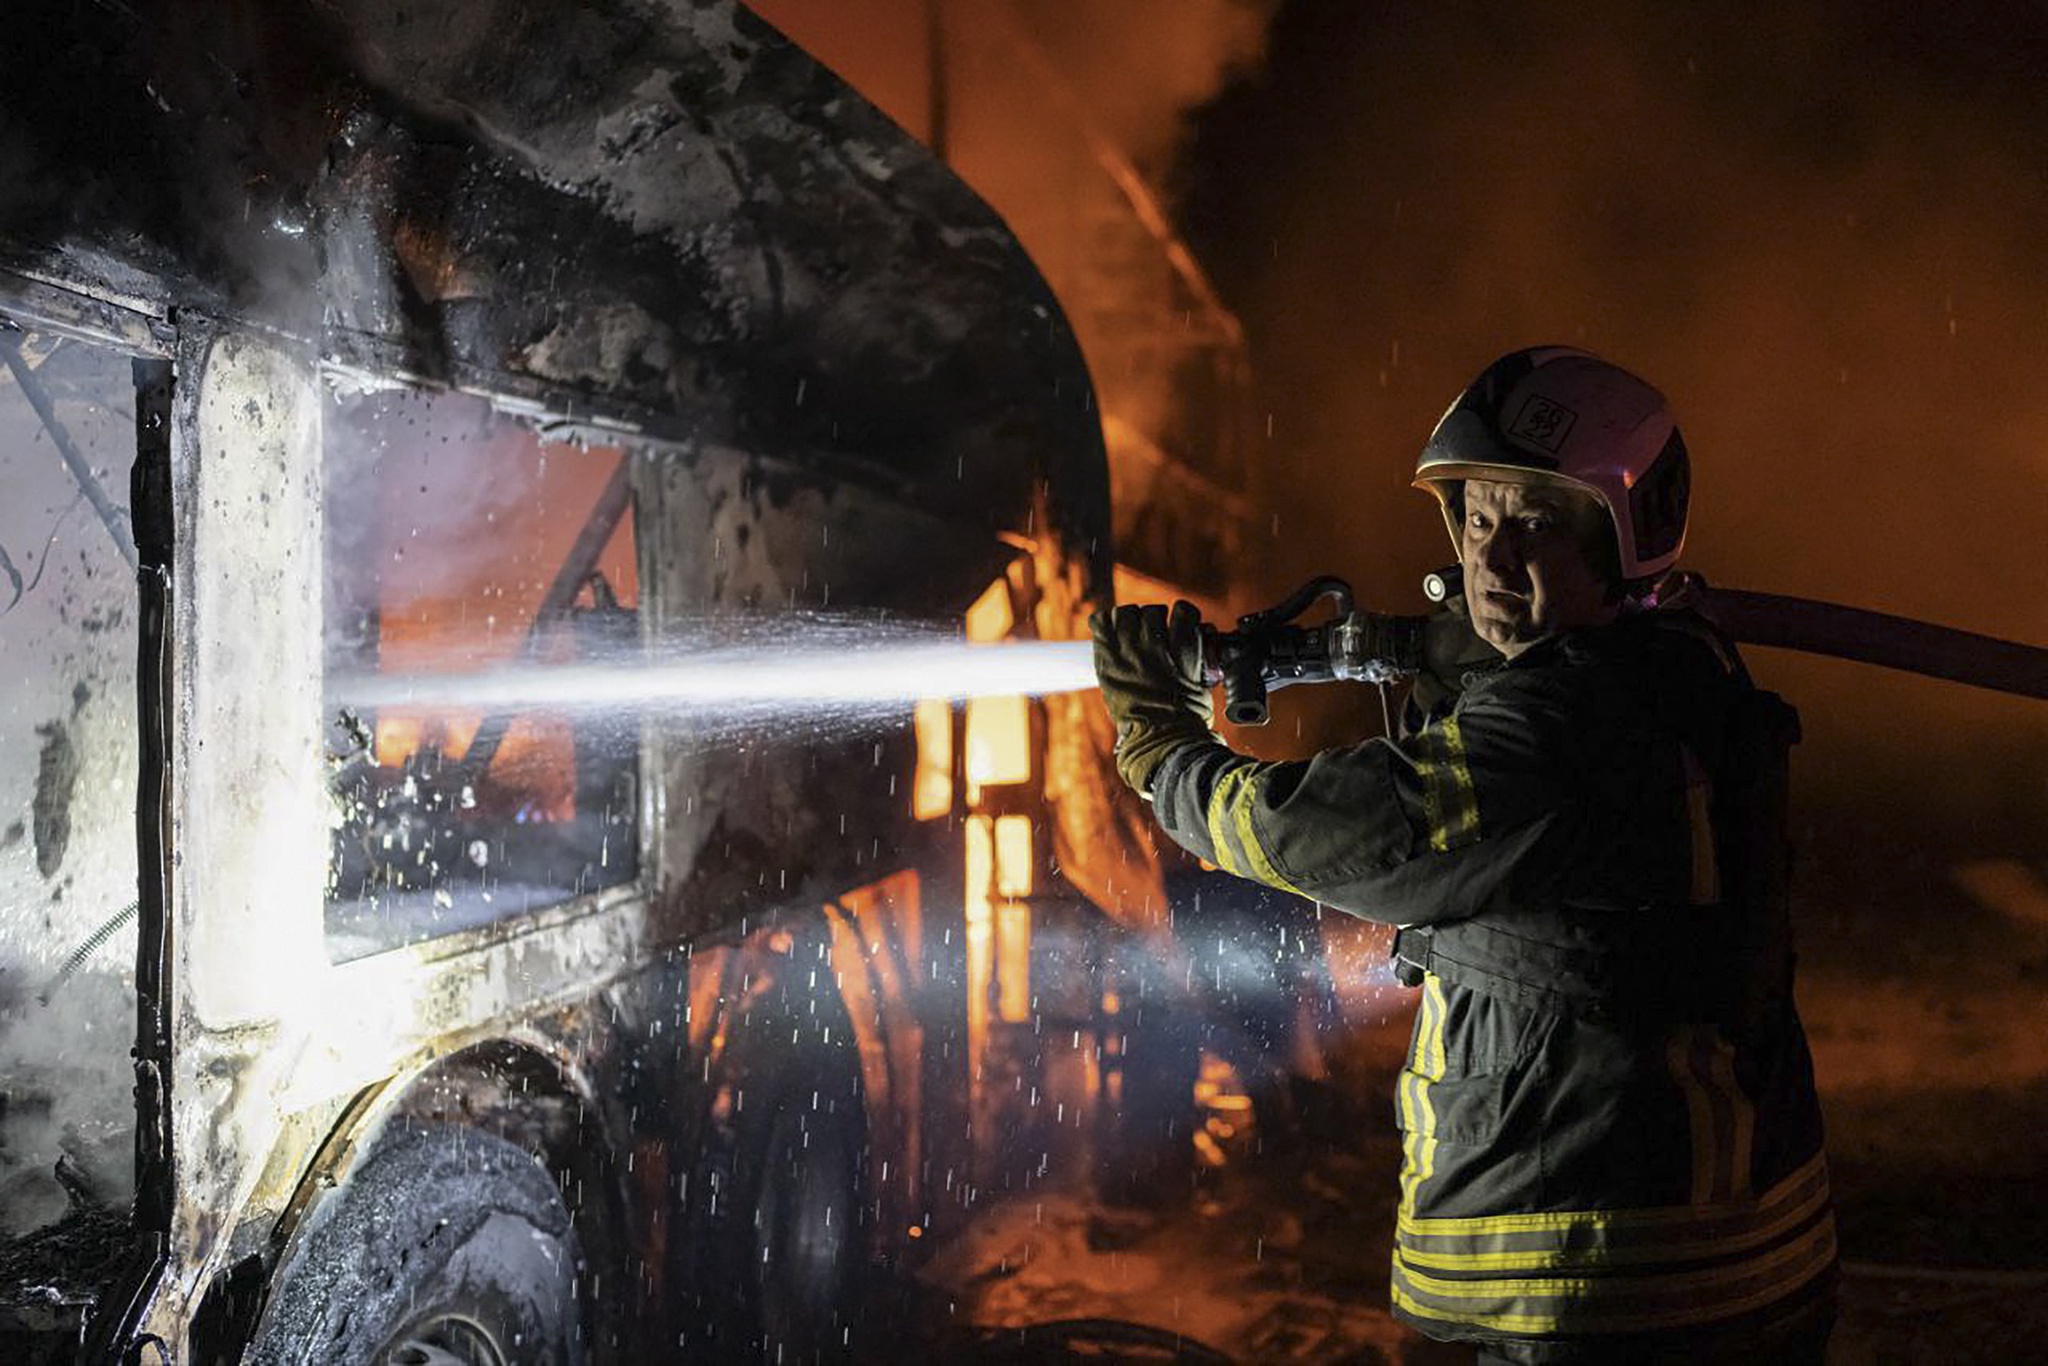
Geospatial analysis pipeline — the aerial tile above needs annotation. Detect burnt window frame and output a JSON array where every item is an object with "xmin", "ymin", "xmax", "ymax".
[
  {"xmin": 314, "ymin": 363, "xmax": 657, "ymax": 966},
  {"xmin": 0, "ymin": 271, "xmax": 177, "ymax": 1326}
]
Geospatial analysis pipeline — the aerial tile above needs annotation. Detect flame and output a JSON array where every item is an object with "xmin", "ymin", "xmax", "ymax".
[
  {"xmin": 362, "ymin": 439, "xmax": 637, "ymax": 824},
  {"xmin": 964, "ymin": 694, "xmax": 1032, "ymax": 800},
  {"xmin": 993, "ymin": 813, "xmax": 1035, "ymax": 898},
  {"xmin": 912, "ymin": 697, "xmax": 954, "ymax": 819}
]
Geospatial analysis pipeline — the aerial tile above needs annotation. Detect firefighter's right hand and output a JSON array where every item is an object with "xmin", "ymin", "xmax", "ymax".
[{"xmin": 1090, "ymin": 601, "xmax": 1214, "ymax": 798}]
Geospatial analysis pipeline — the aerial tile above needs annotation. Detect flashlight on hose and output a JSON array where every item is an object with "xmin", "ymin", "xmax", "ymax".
[
  {"xmin": 1200, "ymin": 576, "xmax": 1427, "ymax": 725},
  {"xmin": 1421, "ymin": 564, "xmax": 1462, "ymax": 605}
]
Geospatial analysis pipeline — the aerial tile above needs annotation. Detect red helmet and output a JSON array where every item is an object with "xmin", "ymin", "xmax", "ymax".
[{"xmin": 1413, "ymin": 346, "xmax": 1690, "ymax": 581}]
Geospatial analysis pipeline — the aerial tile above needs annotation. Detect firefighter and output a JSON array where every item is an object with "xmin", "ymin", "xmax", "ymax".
[{"xmin": 1092, "ymin": 347, "xmax": 1834, "ymax": 1364}]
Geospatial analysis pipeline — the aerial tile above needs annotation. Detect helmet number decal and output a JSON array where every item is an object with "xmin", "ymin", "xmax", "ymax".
[{"xmin": 1507, "ymin": 395, "xmax": 1577, "ymax": 453}]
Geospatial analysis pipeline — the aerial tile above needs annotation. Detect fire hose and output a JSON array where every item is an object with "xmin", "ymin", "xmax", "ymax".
[{"xmin": 1203, "ymin": 570, "xmax": 2048, "ymax": 726}]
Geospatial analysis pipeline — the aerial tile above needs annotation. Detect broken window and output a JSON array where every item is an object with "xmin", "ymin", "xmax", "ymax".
[
  {"xmin": 322, "ymin": 385, "xmax": 640, "ymax": 960},
  {"xmin": 0, "ymin": 326, "xmax": 139, "ymax": 1241}
]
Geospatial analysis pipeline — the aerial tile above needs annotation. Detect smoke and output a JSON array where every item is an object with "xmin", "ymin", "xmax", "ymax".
[
  {"xmin": 742, "ymin": 0, "xmax": 1289, "ymax": 622},
  {"xmin": 1178, "ymin": 0, "xmax": 2048, "ymax": 849},
  {"xmin": 0, "ymin": 967, "xmax": 136, "ymax": 1236},
  {"xmin": 748, "ymin": 0, "xmax": 1277, "ymax": 175},
  {"xmin": 1005, "ymin": 0, "xmax": 1279, "ymax": 175}
]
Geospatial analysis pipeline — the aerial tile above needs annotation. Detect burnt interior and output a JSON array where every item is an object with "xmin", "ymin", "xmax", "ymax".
[
  {"xmin": 0, "ymin": 327, "xmax": 141, "ymax": 1335},
  {"xmin": 321, "ymin": 385, "xmax": 642, "ymax": 959}
]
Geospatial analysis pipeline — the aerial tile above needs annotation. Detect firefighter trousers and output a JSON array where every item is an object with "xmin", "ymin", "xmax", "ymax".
[
  {"xmin": 1467, "ymin": 1288, "xmax": 1833, "ymax": 1365},
  {"xmin": 1470, "ymin": 1311, "xmax": 1830, "ymax": 1365}
]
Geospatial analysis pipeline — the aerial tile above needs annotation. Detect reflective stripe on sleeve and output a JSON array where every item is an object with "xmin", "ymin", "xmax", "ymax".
[
  {"xmin": 1205, "ymin": 767, "xmax": 1250, "ymax": 876},
  {"xmin": 1202, "ymin": 765, "xmax": 1307, "ymax": 896},
  {"xmin": 1231, "ymin": 773, "xmax": 1306, "ymax": 896},
  {"xmin": 1416, "ymin": 716, "xmax": 1481, "ymax": 852}
]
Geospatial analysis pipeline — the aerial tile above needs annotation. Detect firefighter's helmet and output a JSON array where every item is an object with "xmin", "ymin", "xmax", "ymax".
[{"xmin": 1413, "ymin": 346, "xmax": 1690, "ymax": 581}]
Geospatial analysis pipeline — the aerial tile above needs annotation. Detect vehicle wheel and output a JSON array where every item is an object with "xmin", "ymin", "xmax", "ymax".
[
  {"xmin": 752, "ymin": 1075, "xmax": 865, "ymax": 1355},
  {"xmin": 692, "ymin": 1052, "xmax": 869, "ymax": 1363},
  {"xmin": 246, "ymin": 1123, "xmax": 584, "ymax": 1366}
]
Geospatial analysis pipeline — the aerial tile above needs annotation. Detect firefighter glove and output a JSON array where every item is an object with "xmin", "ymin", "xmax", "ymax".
[{"xmin": 1090, "ymin": 600, "xmax": 1214, "ymax": 798}]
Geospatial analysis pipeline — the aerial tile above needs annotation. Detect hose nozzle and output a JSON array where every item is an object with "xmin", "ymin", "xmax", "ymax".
[{"xmin": 1201, "ymin": 577, "xmax": 1420, "ymax": 725}]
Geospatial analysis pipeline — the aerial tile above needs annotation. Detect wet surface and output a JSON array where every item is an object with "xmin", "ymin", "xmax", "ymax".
[
  {"xmin": 913, "ymin": 857, "xmax": 2048, "ymax": 1364},
  {"xmin": 910, "ymin": 1023, "xmax": 1437, "ymax": 1365}
]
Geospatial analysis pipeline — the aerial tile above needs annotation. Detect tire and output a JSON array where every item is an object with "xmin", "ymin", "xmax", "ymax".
[
  {"xmin": 246, "ymin": 1123, "xmax": 584, "ymax": 1366},
  {"xmin": 750, "ymin": 1075, "xmax": 865, "ymax": 1356},
  {"xmin": 691, "ymin": 1051, "xmax": 869, "ymax": 1364}
]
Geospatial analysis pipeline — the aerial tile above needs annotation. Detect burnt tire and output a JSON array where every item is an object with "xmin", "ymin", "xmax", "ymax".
[{"xmin": 246, "ymin": 1123, "xmax": 584, "ymax": 1366}]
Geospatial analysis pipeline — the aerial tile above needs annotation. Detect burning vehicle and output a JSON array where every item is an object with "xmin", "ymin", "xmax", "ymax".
[{"xmin": 0, "ymin": 1, "xmax": 1288, "ymax": 1361}]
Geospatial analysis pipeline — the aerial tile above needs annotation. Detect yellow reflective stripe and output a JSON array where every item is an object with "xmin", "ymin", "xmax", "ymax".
[
  {"xmin": 1396, "ymin": 1168, "xmax": 1831, "ymax": 1272},
  {"xmin": 1705, "ymin": 1031, "xmax": 1755, "ymax": 1199},
  {"xmin": 1425, "ymin": 973, "xmax": 1448, "ymax": 1084},
  {"xmin": 1669, "ymin": 1025, "xmax": 1721, "ymax": 1205},
  {"xmin": 1397, "ymin": 973, "xmax": 1449, "ymax": 1212},
  {"xmin": 1393, "ymin": 1281, "xmax": 1568, "ymax": 1336},
  {"xmin": 1667, "ymin": 1024, "xmax": 1753, "ymax": 1204},
  {"xmin": 1397, "ymin": 1071, "xmax": 1421, "ymax": 1209},
  {"xmin": 1390, "ymin": 1211, "xmax": 1835, "ymax": 1336},
  {"xmin": 1398, "ymin": 1150, "xmax": 1828, "ymax": 1241},
  {"xmin": 1421, "ymin": 973, "xmax": 1446, "ymax": 1193},
  {"xmin": 1202, "ymin": 765, "xmax": 1307, "ymax": 895},
  {"xmin": 1230, "ymin": 772, "xmax": 1307, "ymax": 897},
  {"xmin": 1417, "ymin": 716, "xmax": 1481, "ymax": 852},
  {"xmin": 1205, "ymin": 767, "xmax": 1250, "ymax": 875}
]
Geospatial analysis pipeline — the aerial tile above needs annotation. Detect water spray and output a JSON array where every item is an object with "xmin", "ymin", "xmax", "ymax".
[
  {"xmin": 330, "ymin": 628, "xmax": 1099, "ymax": 716},
  {"xmin": 330, "ymin": 586, "xmax": 1434, "ymax": 736}
]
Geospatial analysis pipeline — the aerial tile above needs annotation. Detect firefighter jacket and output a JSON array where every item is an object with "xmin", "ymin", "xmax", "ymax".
[{"xmin": 1148, "ymin": 610, "xmax": 1834, "ymax": 1357}]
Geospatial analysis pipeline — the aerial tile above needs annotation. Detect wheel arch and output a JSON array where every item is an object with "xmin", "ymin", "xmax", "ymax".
[{"xmin": 228, "ymin": 1031, "xmax": 637, "ymax": 1362}]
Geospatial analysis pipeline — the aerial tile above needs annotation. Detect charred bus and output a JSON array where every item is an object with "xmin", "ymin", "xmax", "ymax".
[{"xmin": 0, "ymin": 1, "xmax": 1277, "ymax": 1361}]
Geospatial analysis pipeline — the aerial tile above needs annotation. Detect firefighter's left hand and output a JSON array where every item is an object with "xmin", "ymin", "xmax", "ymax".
[{"xmin": 1090, "ymin": 601, "xmax": 1213, "ymax": 797}]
